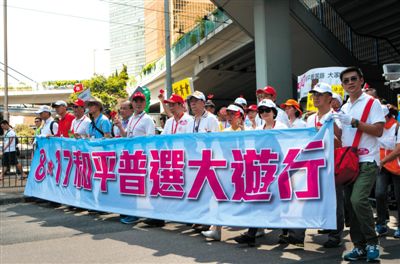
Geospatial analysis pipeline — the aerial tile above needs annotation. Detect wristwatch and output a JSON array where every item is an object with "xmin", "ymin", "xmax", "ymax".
[{"xmin": 351, "ymin": 119, "xmax": 359, "ymax": 128}]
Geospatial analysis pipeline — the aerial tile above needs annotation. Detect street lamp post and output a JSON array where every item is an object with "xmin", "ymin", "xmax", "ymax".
[{"xmin": 3, "ymin": 0, "xmax": 9, "ymax": 121}]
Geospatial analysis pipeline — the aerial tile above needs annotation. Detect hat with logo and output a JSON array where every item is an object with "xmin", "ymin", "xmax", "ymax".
[
  {"xmin": 35, "ymin": 105, "xmax": 52, "ymax": 114},
  {"xmin": 256, "ymin": 85, "xmax": 277, "ymax": 97},
  {"xmin": 73, "ymin": 98, "xmax": 85, "ymax": 107},
  {"xmin": 280, "ymin": 99, "xmax": 303, "ymax": 116},
  {"xmin": 258, "ymin": 99, "xmax": 277, "ymax": 109},
  {"xmin": 130, "ymin": 91, "xmax": 146, "ymax": 101},
  {"xmin": 310, "ymin": 82, "xmax": 332, "ymax": 95},
  {"xmin": 164, "ymin": 94, "xmax": 184, "ymax": 104},
  {"xmin": 187, "ymin": 91, "xmax": 206, "ymax": 101},
  {"xmin": 226, "ymin": 104, "xmax": 244, "ymax": 115},
  {"xmin": 52, "ymin": 100, "xmax": 68, "ymax": 107}
]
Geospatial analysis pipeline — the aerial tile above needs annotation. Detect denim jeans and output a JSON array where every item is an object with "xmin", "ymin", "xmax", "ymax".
[{"xmin": 375, "ymin": 168, "xmax": 400, "ymax": 227}]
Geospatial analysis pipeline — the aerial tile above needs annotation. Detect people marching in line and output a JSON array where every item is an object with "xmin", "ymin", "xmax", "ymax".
[{"xmin": 6, "ymin": 66, "xmax": 400, "ymax": 262}]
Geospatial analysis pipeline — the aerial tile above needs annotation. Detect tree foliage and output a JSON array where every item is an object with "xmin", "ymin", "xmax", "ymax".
[{"xmin": 68, "ymin": 65, "xmax": 129, "ymax": 109}]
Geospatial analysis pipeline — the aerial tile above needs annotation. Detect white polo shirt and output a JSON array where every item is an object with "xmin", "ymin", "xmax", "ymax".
[
  {"xmin": 70, "ymin": 115, "xmax": 91, "ymax": 137},
  {"xmin": 126, "ymin": 112, "xmax": 155, "ymax": 137},
  {"xmin": 186, "ymin": 111, "xmax": 219, "ymax": 133},
  {"xmin": 162, "ymin": 113, "xmax": 192, "ymax": 135},
  {"xmin": 306, "ymin": 112, "xmax": 332, "ymax": 128},
  {"xmin": 397, "ymin": 126, "xmax": 400, "ymax": 144},
  {"xmin": 290, "ymin": 118, "xmax": 306, "ymax": 128},
  {"xmin": 340, "ymin": 93, "xmax": 385, "ymax": 163},
  {"xmin": 3, "ymin": 128, "xmax": 16, "ymax": 152},
  {"xmin": 39, "ymin": 117, "xmax": 59, "ymax": 137}
]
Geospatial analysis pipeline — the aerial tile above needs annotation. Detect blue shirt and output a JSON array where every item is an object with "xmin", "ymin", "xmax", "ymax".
[{"xmin": 87, "ymin": 114, "xmax": 112, "ymax": 138}]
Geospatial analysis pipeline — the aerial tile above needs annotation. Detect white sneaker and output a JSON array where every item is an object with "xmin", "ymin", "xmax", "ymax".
[{"xmin": 201, "ymin": 230, "xmax": 221, "ymax": 241}]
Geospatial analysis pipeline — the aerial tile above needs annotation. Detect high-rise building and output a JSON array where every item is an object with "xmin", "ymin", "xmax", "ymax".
[
  {"xmin": 109, "ymin": 0, "xmax": 215, "ymax": 76},
  {"xmin": 144, "ymin": 0, "xmax": 215, "ymax": 64},
  {"xmin": 109, "ymin": 0, "xmax": 145, "ymax": 77}
]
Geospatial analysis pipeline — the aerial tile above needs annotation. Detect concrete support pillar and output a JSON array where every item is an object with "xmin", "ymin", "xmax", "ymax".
[{"xmin": 254, "ymin": 0, "xmax": 292, "ymax": 103}]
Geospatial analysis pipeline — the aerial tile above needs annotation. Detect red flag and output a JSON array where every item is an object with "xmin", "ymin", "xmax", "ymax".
[{"xmin": 73, "ymin": 83, "xmax": 84, "ymax": 93}]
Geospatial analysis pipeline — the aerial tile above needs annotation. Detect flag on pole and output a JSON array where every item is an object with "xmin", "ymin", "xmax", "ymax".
[{"xmin": 73, "ymin": 83, "xmax": 84, "ymax": 93}]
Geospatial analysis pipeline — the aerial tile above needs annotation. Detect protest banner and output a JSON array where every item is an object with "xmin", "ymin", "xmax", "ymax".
[
  {"xmin": 172, "ymin": 78, "xmax": 193, "ymax": 100},
  {"xmin": 25, "ymin": 122, "xmax": 336, "ymax": 229},
  {"xmin": 298, "ymin": 67, "xmax": 346, "ymax": 111}
]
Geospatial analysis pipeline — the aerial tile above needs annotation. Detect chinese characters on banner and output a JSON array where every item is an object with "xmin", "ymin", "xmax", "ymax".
[
  {"xmin": 297, "ymin": 67, "xmax": 346, "ymax": 111},
  {"xmin": 25, "ymin": 122, "xmax": 337, "ymax": 229}
]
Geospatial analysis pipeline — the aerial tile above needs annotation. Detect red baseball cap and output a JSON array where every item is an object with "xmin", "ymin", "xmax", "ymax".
[
  {"xmin": 73, "ymin": 99, "xmax": 85, "ymax": 107},
  {"xmin": 246, "ymin": 104, "xmax": 258, "ymax": 112},
  {"xmin": 256, "ymin": 85, "xmax": 277, "ymax": 97},
  {"xmin": 164, "ymin": 94, "xmax": 184, "ymax": 104},
  {"xmin": 130, "ymin": 92, "xmax": 145, "ymax": 100}
]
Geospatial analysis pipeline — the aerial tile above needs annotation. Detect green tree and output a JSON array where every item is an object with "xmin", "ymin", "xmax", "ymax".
[{"xmin": 68, "ymin": 65, "xmax": 129, "ymax": 109}]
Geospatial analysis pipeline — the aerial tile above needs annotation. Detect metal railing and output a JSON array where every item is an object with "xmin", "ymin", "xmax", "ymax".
[
  {"xmin": 300, "ymin": 0, "xmax": 400, "ymax": 64},
  {"xmin": 0, "ymin": 136, "xmax": 34, "ymax": 188}
]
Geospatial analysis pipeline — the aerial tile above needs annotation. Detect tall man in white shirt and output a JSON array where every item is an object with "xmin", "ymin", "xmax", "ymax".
[
  {"xmin": 70, "ymin": 99, "xmax": 91, "ymax": 138},
  {"xmin": 333, "ymin": 67, "xmax": 385, "ymax": 262},
  {"xmin": 120, "ymin": 92, "xmax": 155, "ymax": 225}
]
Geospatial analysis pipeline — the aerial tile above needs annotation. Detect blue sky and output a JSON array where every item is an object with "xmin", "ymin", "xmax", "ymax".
[{"xmin": 0, "ymin": 0, "xmax": 110, "ymax": 86}]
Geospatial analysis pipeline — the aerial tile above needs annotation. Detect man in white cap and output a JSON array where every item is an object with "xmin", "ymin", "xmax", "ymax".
[
  {"xmin": 234, "ymin": 97, "xmax": 247, "ymax": 111},
  {"xmin": 52, "ymin": 100, "xmax": 75, "ymax": 137},
  {"xmin": 35, "ymin": 105, "xmax": 58, "ymax": 137},
  {"xmin": 186, "ymin": 91, "xmax": 219, "ymax": 133},
  {"xmin": 282, "ymin": 82, "xmax": 344, "ymax": 248}
]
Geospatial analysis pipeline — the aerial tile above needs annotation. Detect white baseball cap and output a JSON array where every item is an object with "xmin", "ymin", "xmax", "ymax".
[
  {"xmin": 234, "ymin": 97, "xmax": 247, "ymax": 106},
  {"xmin": 52, "ymin": 100, "xmax": 68, "ymax": 107},
  {"xmin": 35, "ymin": 105, "xmax": 52, "ymax": 114},
  {"xmin": 332, "ymin": 93, "xmax": 343, "ymax": 106},
  {"xmin": 226, "ymin": 104, "xmax": 244, "ymax": 115},
  {"xmin": 311, "ymin": 82, "xmax": 332, "ymax": 95},
  {"xmin": 257, "ymin": 99, "xmax": 276, "ymax": 109},
  {"xmin": 187, "ymin": 91, "xmax": 206, "ymax": 101}
]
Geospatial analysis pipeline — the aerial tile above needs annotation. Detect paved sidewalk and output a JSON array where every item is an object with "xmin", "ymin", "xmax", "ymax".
[{"xmin": 1, "ymin": 195, "xmax": 400, "ymax": 263}]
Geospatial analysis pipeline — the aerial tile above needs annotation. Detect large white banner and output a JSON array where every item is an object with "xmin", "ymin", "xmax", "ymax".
[{"xmin": 25, "ymin": 122, "xmax": 336, "ymax": 229}]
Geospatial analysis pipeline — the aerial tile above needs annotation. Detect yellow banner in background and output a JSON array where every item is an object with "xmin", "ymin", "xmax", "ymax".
[
  {"xmin": 397, "ymin": 94, "xmax": 400, "ymax": 110},
  {"xmin": 172, "ymin": 78, "xmax": 193, "ymax": 100},
  {"xmin": 306, "ymin": 93, "xmax": 317, "ymax": 112},
  {"xmin": 331, "ymin": 85, "xmax": 344, "ymax": 98},
  {"xmin": 306, "ymin": 85, "xmax": 344, "ymax": 112}
]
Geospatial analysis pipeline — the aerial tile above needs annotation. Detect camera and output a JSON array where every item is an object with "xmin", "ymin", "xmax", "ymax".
[{"xmin": 383, "ymin": 63, "xmax": 400, "ymax": 89}]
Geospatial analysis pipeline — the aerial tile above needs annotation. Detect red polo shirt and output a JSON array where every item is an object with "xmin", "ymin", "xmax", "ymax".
[{"xmin": 56, "ymin": 112, "xmax": 75, "ymax": 137}]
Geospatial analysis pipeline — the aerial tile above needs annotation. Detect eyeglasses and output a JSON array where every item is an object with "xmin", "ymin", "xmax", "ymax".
[
  {"xmin": 342, "ymin": 76, "xmax": 359, "ymax": 85},
  {"xmin": 72, "ymin": 105, "xmax": 81, "ymax": 109},
  {"xmin": 258, "ymin": 107, "xmax": 272, "ymax": 114}
]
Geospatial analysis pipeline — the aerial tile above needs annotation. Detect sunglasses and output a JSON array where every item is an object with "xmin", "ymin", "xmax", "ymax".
[
  {"xmin": 342, "ymin": 76, "xmax": 359, "ymax": 85},
  {"xmin": 258, "ymin": 107, "xmax": 272, "ymax": 114}
]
